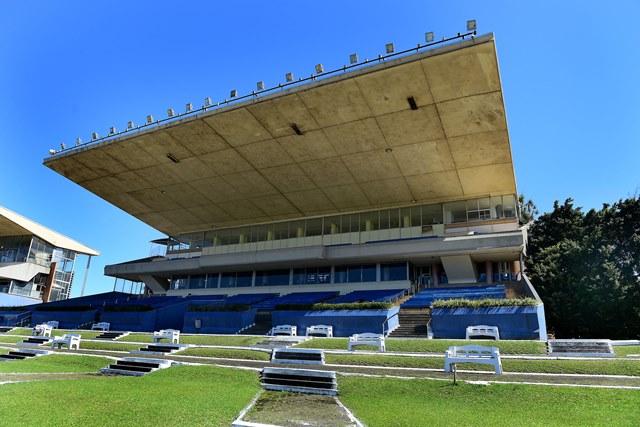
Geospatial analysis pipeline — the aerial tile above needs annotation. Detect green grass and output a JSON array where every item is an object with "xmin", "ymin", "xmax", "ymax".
[
  {"xmin": 7, "ymin": 328, "xmax": 101, "ymax": 339},
  {"xmin": 79, "ymin": 341, "xmax": 143, "ymax": 352},
  {"xmin": 326, "ymin": 353, "xmax": 640, "ymax": 376},
  {"xmin": 0, "ymin": 365, "xmax": 260, "ymax": 426},
  {"xmin": 614, "ymin": 345, "xmax": 640, "ymax": 357},
  {"xmin": 339, "ymin": 376, "xmax": 640, "ymax": 426},
  {"xmin": 0, "ymin": 355, "xmax": 111, "ymax": 373},
  {"xmin": 178, "ymin": 347, "xmax": 270, "ymax": 361},
  {"xmin": 0, "ymin": 335, "xmax": 26, "ymax": 344},
  {"xmin": 295, "ymin": 338, "xmax": 547, "ymax": 355},
  {"xmin": 120, "ymin": 334, "xmax": 264, "ymax": 346}
]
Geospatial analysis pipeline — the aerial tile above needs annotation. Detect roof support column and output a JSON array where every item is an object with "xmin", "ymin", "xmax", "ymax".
[{"xmin": 80, "ymin": 255, "xmax": 92, "ymax": 297}]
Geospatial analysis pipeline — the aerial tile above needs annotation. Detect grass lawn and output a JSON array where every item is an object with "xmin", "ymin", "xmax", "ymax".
[
  {"xmin": 0, "ymin": 335, "xmax": 26, "ymax": 344},
  {"xmin": 120, "ymin": 334, "xmax": 265, "ymax": 347},
  {"xmin": 326, "ymin": 354, "xmax": 640, "ymax": 376},
  {"xmin": 614, "ymin": 345, "xmax": 640, "ymax": 357},
  {"xmin": 0, "ymin": 354, "xmax": 112, "ymax": 373},
  {"xmin": 7, "ymin": 328, "xmax": 101, "ymax": 339},
  {"xmin": 79, "ymin": 341, "xmax": 143, "ymax": 352},
  {"xmin": 178, "ymin": 347, "xmax": 270, "ymax": 361},
  {"xmin": 339, "ymin": 375, "xmax": 640, "ymax": 426},
  {"xmin": 295, "ymin": 338, "xmax": 547, "ymax": 355},
  {"xmin": 0, "ymin": 365, "xmax": 260, "ymax": 426}
]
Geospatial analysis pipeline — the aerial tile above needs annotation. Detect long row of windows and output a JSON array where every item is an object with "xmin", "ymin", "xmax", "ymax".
[
  {"xmin": 169, "ymin": 262, "xmax": 409, "ymax": 290},
  {"xmin": 168, "ymin": 195, "xmax": 517, "ymax": 252}
]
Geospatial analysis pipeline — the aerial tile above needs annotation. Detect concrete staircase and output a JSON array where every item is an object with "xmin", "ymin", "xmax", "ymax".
[
  {"xmin": 0, "ymin": 348, "xmax": 51, "ymax": 361},
  {"xmin": 95, "ymin": 331, "xmax": 129, "ymax": 340},
  {"xmin": 387, "ymin": 309, "xmax": 431, "ymax": 338},
  {"xmin": 100, "ymin": 357, "xmax": 172, "ymax": 376},
  {"xmin": 132, "ymin": 343, "xmax": 186, "ymax": 355},
  {"xmin": 239, "ymin": 311, "xmax": 272, "ymax": 335},
  {"xmin": 260, "ymin": 367, "xmax": 338, "ymax": 396},
  {"xmin": 0, "ymin": 327, "xmax": 15, "ymax": 334},
  {"xmin": 548, "ymin": 339, "xmax": 615, "ymax": 357},
  {"xmin": 20, "ymin": 336, "xmax": 52, "ymax": 346}
]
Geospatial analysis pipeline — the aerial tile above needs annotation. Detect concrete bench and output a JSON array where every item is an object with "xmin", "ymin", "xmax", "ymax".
[
  {"xmin": 32, "ymin": 324, "xmax": 52, "ymax": 337},
  {"xmin": 444, "ymin": 345, "xmax": 502, "ymax": 374},
  {"xmin": 51, "ymin": 334, "xmax": 81, "ymax": 350},
  {"xmin": 45, "ymin": 321, "xmax": 59, "ymax": 329},
  {"xmin": 348, "ymin": 333, "xmax": 385, "ymax": 352},
  {"xmin": 270, "ymin": 325, "xmax": 297, "ymax": 336},
  {"xmin": 91, "ymin": 322, "xmax": 111, "ymax": 331},
  {"xmin": 306, "ymin": 325, "xmax": 333, "ymax": 337},
  {"xmin": 152, "ymin": 329, "xmax": 180, "ymax": 344},
  {"xmin": 466, "ymin": 325, "xmax": 500, "ymax": 340}
]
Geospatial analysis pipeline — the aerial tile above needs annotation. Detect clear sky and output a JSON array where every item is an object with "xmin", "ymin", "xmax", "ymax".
[{"xmin": 1, "ymin": 1, "xmax": 638, "ymax": 297}]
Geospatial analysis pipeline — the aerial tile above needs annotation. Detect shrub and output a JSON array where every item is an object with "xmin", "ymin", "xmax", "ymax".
[
  {"xmin": 188, "ymin": 304, "xmax": 250, "ymax": 312},
  {"xmin": 103, "ymin": 305, "xmax": 153, "ymax": 312},
  {"xmin": 274, "ymin": 302, "xmax": 392, "ymax": 311},
  {"xmin": 0, "ymin": 306, "xmax": 27, "ymax": 312},
  {"xmin": 431, "ymin": 298, "xmax": 538, "ymax": 309}
]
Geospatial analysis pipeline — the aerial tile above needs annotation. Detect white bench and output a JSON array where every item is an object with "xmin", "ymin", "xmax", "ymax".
[
  {"xmin": 91, "ymin": 322, "xmax": 111, "ymax": 331},
  {"xmin": 466, "ymin": 325, "xmax": 500, "ymax": 340},
  {"xmin": 152, "ymin": 329, "xmax": 180, "ymax": 344},
  {"xmin": 45, "ymin": 321, "xmax": 59, "ymax": 329},
  {"xmin": 348, "ymin": 333, "xmax": 386, "ymax": 352},
  {"xmin": 444, "ymin": 345, "xmax": 502, "ymax": 375},
  {"xmin": 32, "ymin": 324, "xmax": 52, "ymax": 337},
  {"xmin": 51, "ymin": 334, "xmax": 81, "ymax": 350},
  {"xmin": 306, "ymin": 325, "xmax": 333, "ymax": 337},
  {"xmin": 270, "ymin": 325, "xmax": 297, "ymax": 336}
]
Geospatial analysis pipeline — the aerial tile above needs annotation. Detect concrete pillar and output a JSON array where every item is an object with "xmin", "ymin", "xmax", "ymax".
[
  {"xmin": 403, "ymin": 216, "xmax": 411, "ymax": 228},
  {"xmin": 296, "ymin": 227, "xmax": 305, "ymax": 238},
  {"xmin": 365, "ymin": 220, "xmax": 373, "ymax": 231},
  {"xmin": 485, "ymin": 261, "xmax": 493, "ymax": 284},
  {"xmin": 432, "ymin": 264, "xmax": 439, "ymax": 287},
  {"xmin": 213, "ymin": 236, "xmax": 221, "ymax": 246},
  {"xmin": 239, "ymin": 233, "xmax": 247, "ymax": 244},
  {"xmin": 266, "ymin": 230, "xmax": 274, "ymax": 241}
]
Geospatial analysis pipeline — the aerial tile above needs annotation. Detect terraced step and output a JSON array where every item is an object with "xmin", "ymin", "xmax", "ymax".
[
  {"xmin": 20, "ymin": 337, "xmax": 52, "ymax": 346},
  {"xmin": 100, "ymin": 357, "xmax": 172, "ymax": 376},
  {"xmin": 131, "ymin": 344, "xmax": 187, "ymax": 355},
  {"xmin": 0, "ymin": 327, "xmax": 15, "ymax": 334},
  {"xmin": 260, "ymin": 367, "xmax": 337, "ymax": 396},
  {"xmin": 548, "ymin": 339, "xmax": 615, "ymax": 357},
  {"xmin": 271, "ymin": 348, "xmax": 325, "ymax": 365},
  {"xmin": 95, "ymin": 331, "xmax": 130, "ymax": 340},
  {"xmin": 0, "ymin": 348, "xmax": 51, "ymax": 362}
]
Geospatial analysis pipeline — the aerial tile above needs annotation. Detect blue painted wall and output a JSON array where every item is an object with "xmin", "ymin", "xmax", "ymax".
[
  {"xmin": 272, "ymin": 306, "xmax": 399, "ymax": 337},
  {"xmin": 32, "ymin": 310, "xmax": 97, "ymax": 329},
  {"xmin": 153, "ymin": 302, "xmax": 190, "ymax": 330},
  {"xmin": 0, "ymin": 311, "xmax": 30, "ymax": 326},
  {"xmin": 100, "ymin": 310, "xmax": 157, "ymax": 332},
  {"xmin": 183, "ymin": 309, "xmax": 257, "ymax": 334},
  {"xmin": 431, "ymin": 305, "xmax": 546, "ymax": 340}
]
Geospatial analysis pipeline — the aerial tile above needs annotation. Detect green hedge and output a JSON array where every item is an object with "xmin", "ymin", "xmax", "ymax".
[
  {"xmin": 0, "ymin": 306, "xmax": 27, "ymax": 312},
  {"xmin": 103, "ymin": 305, "xmax": 153, "ymax": 312},
  {"xmin": 431, "ymin": 298, "xmax": 538, "ymax": 309},
  {"xmin": 188, "ymin": 304, "xmax": 250, "ymax": 312},
  {"xmin": 274, "ymin": 302, "xmax": 392, "ymax": 311}
]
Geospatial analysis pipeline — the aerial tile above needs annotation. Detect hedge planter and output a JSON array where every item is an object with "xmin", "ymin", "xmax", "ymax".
[{"xmin": 431, "ymin": 305, "xmax": 547, "ymax": 340}]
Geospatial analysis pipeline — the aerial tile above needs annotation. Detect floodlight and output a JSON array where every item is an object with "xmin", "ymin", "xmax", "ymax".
[
  {"xmin": 385, "ymin": 43, "xmax": 395, "ymax": 54},
  {"xmin": 467, "ymin": 20, "xmax": 476, "ymax": 31},
  {"xmin": 230, "ymin": 89, "xmax": 238, "ymax": 98},
  {"xmin": 146, "ymin": 115, "xmax": 154, "ymax": 124},
  {"xmin": 285, "ymin": 72, "xmax": 294, "ymax": 82},
  {"xmin": 75, "ymin": 137, "xmax": 82, "ymax": 146},
  {"xmin": 425, "ymin": 32, "xmax": 434, "ymax": 43},
  {"xmin": 127, "ymin": 121, "xmax": 135, "ymax": 130},
  {"xmin": 167, "ymin": 108, "xmax": 175, "ymax": 117},
  {"xmin": 185, "ymin": 102, "xmax": 193, "ymax": 113},
  {"xmin": 315, "ymin": 64, "xmax": 324, "ymax": 74},
  {"xmin": 204, "ymin": 97, "xmax": 212, "ymax": 107},
  {"xmin": 49, "ymin": 149, "xmax": 56, "ymax": 155},
  {"xmin": 257, "ymin": 81, "xmax": 265, "ymax": 91},
  {"xmin": 60, "ymin": 142, "xmax": 66, "ymax": 149},
  {"xmin": 350, "ymin": 53, "xmax": 359, "ymax": 64},
  {"xmin": 92, "ymin": 132, "xmax": 99, "ymax": 140},
  {"xmin": 109, "ymin": 127, "xmax": 116, "ymax": 135}
]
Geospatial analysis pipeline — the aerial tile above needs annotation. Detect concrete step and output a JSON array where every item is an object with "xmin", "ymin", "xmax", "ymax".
[
  {"xmin": 100, "ymin": 357, "xmax": 172, "ymax": 376},
  {"xmin": 548, "ymin": 339, "xmax": 615, "ymax": 357},
  {"xmin": 260, "ymin": 367, "xmax": 337, "ymax": 396},
  {"xmin": 271, "ymin": 348, "xmax": 325, "ymax": 365}
]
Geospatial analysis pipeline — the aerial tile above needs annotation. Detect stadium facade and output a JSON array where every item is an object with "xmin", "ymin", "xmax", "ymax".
[
  {"xmin": 0, "ymin": 206, "xmax": 99, "ymax": 305},
  {"xmin": 44, "ymin": 33, "xmax": 528, "ymax": 301}
]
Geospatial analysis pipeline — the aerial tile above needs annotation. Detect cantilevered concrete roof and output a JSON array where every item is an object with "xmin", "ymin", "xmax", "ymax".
[
  {"xmin": 0, "ymin": 206, "xmax": 99, "ymax": 256},
  {"xmin": 44, "ymin": 34, "xmax": 516, "ymax": 236}
]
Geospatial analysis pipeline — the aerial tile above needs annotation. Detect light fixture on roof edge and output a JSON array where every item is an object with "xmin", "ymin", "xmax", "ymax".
[
  {"xmin": 146, "ymin": 115, "xmax": 154, "ymax": 124},
  {"xmin": 385, "ymin": 43, "xmax": 395, "ymax": 54},
  {"xmin": 230, "ymin": 89, "xmax": 238, "ymax": 98},
  {"xmin": 127, "ymin": 121, "xmax": 135, "ymax": 130},
  {"xmin": 75, "ymin": 137, "xmax": 82, "ymax": 146},
  {"xmin": 467, "ymin": 19, "xmax": 476, "ymax": 32},
  {"xmin": 109, "ymin": 127, "xmax": 116, "ymax": 135},
  {"xmin": 285, "ymin": 72, "xmax": 294, "ymax": 82},
  {"xmin": 60, "ymin": 142, "xmax": 66, "ymax": 150},
  {"xmin": 257, "ymin": 81, "xmax": 265, "ymax": 91},
  {"xmin": 425, "ymin": 32, "xmax": 434, "ymax": 43},
  {"xmin": 49, "ymin": 149, "xmax": 56, "ymax": 155},
  {"xmin": 349, "ymin": 53, "xmax": 358, "ymax": 64},
  {"xmin": 204, "ymin": 97, "xmax": 212, "ymax": 108},
  {"xmin": 185, "ymin": 103, "xmax": 193, "ymax": 113},
  {"xmin": 167, "ymin": 108, "xmax": 175, "ymax": 117},
  {"xmin": 92, "ymin": 132, "xmax": 99, "ymax": 140},
  {"xmin": 315, "ymin": 64, "xmax": 324, "ymax": 74}
]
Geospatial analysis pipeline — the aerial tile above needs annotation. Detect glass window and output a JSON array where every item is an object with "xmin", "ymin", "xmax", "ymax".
[
  {"xmin": 306, "ymin": 218, "xmax": 323, "ymax": 237},
  {"xmin": 348, "ymin": 266, "xmax": 362, "ymax": 283},
  {"xmin": 389, "ymin": 208, "xmax": 400, "ymax": 229},
  {"xmin": 205, "ymin": 274, "xmax": 219, "ymax": 288},
  {"xmin": 324, "ymin": 216, "xmax": 341, "ymax": 235},
  {"xmin": 334, "ymin": 266, "xmax": 347, "ymax": 283},
  {"xmin": 236, "ymin": 271, "xmax": 253, "ymax": 287},
  {"xmin": 362, "ymin": 264, "xmax": 377, "ymax": 282},
  {"xmin": 421, "ymin": 204, "xmax": 442, "ymax": 225},
  {"xmin": 444, "ymin": 201, "xmax": 467, "ymax": 224},
  {"xmin": 189, "ymin": 274, "xmax": 206, "ymax": 289},
  {"xmin": 171, "ymin": 275, "xmax": 188, "ymax": 290},
  {"xmin": 220, "ymin": 273, "xmax": 236, "ymax": 288},
  {"xmin": 502, "ymin": 195, "xmax": 517, "ymax": 218},
  {"xmin": 256, "ymin": 269, "xmax": 290, "ymax": 286},
  {"xmin": 381, "ymin": 262, "xmax": 407, "ymax": 281}
]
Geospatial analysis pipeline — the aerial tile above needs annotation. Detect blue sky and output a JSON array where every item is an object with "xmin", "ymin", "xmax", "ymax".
[{"xmin": 1, "ymin": 1, "xmax": 638, "ymax": 297}]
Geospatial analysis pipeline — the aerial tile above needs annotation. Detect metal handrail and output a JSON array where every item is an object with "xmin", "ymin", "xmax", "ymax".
[{"xmin": 381, "ymin": 311, "xmax": 400, "ymax": 336}]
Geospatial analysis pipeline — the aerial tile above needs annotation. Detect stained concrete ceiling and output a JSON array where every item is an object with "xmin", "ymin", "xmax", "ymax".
[{"xmin": 44, "ymin": 35, "xmax": 516, "ymax": 236}]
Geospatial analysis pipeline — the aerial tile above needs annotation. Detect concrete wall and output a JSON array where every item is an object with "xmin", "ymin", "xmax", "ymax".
[
  {"xmin": 183, "ymin": 309, "xmax": 257, "ymax": 334},
  {"xmin": 430, "ymin": 305, "xmax": 545, "ymax": 340},
  {"xmin": 271, "ymin": 306, "xmax": 399, "ymax": 337}
]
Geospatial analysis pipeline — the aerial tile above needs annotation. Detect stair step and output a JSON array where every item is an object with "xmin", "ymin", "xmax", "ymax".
[
  {"xmin": 108, "ymin": 364, "xmax": 154, "ymax": 373},
  {"xmin": 8, "ymin": 351, "xmax": 37, "ymax": 358},
  {"xmin": 0, "ymin": 354, "xmax": 27, "ymax": 360}
]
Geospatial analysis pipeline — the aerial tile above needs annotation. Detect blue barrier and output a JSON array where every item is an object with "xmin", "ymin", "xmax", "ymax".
[
  {"xmin": 183, "ymin": 309, "xmax": 257, "ymax": 334},
  {"xmin": 31, "ymin": 310, "xmax": 97, "ymax": 329},
  {"xmin": 430, "ymin": 305, "xmax": 546, "ymax": 340},
  {"xmin": 271, "ymin": 306, "xmax": 399, "ymax": 337},
  {"xmin": 100, "ymin": 310, "xmax": 157, "ymax": 332}
]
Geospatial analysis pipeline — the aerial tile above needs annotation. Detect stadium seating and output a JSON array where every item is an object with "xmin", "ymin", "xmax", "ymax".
[
  {"xmin": 328, "ymin": 289, "xmax": 406, "ymax": 304},
  {"xmin": 253, "ymin": 292, "xmax": 339, "ymax": 310},
  {"xmin": 401, "ymin": 285, "xmax": 507, "ymax": 309}
]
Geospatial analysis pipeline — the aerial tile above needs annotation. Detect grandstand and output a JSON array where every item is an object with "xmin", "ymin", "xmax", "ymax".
[{"xmin": 38, "ymin": 32, "xmax": 547, "ymax": 339}]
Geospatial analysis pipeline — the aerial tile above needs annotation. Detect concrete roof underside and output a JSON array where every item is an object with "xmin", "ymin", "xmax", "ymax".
[
  {"xmin": 44, "ymin": 34, "xmax": 516, "ymax": 236},
  {"xmin": 0, "ymin": 206, "xmax": 99, "ymax": 256}
]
